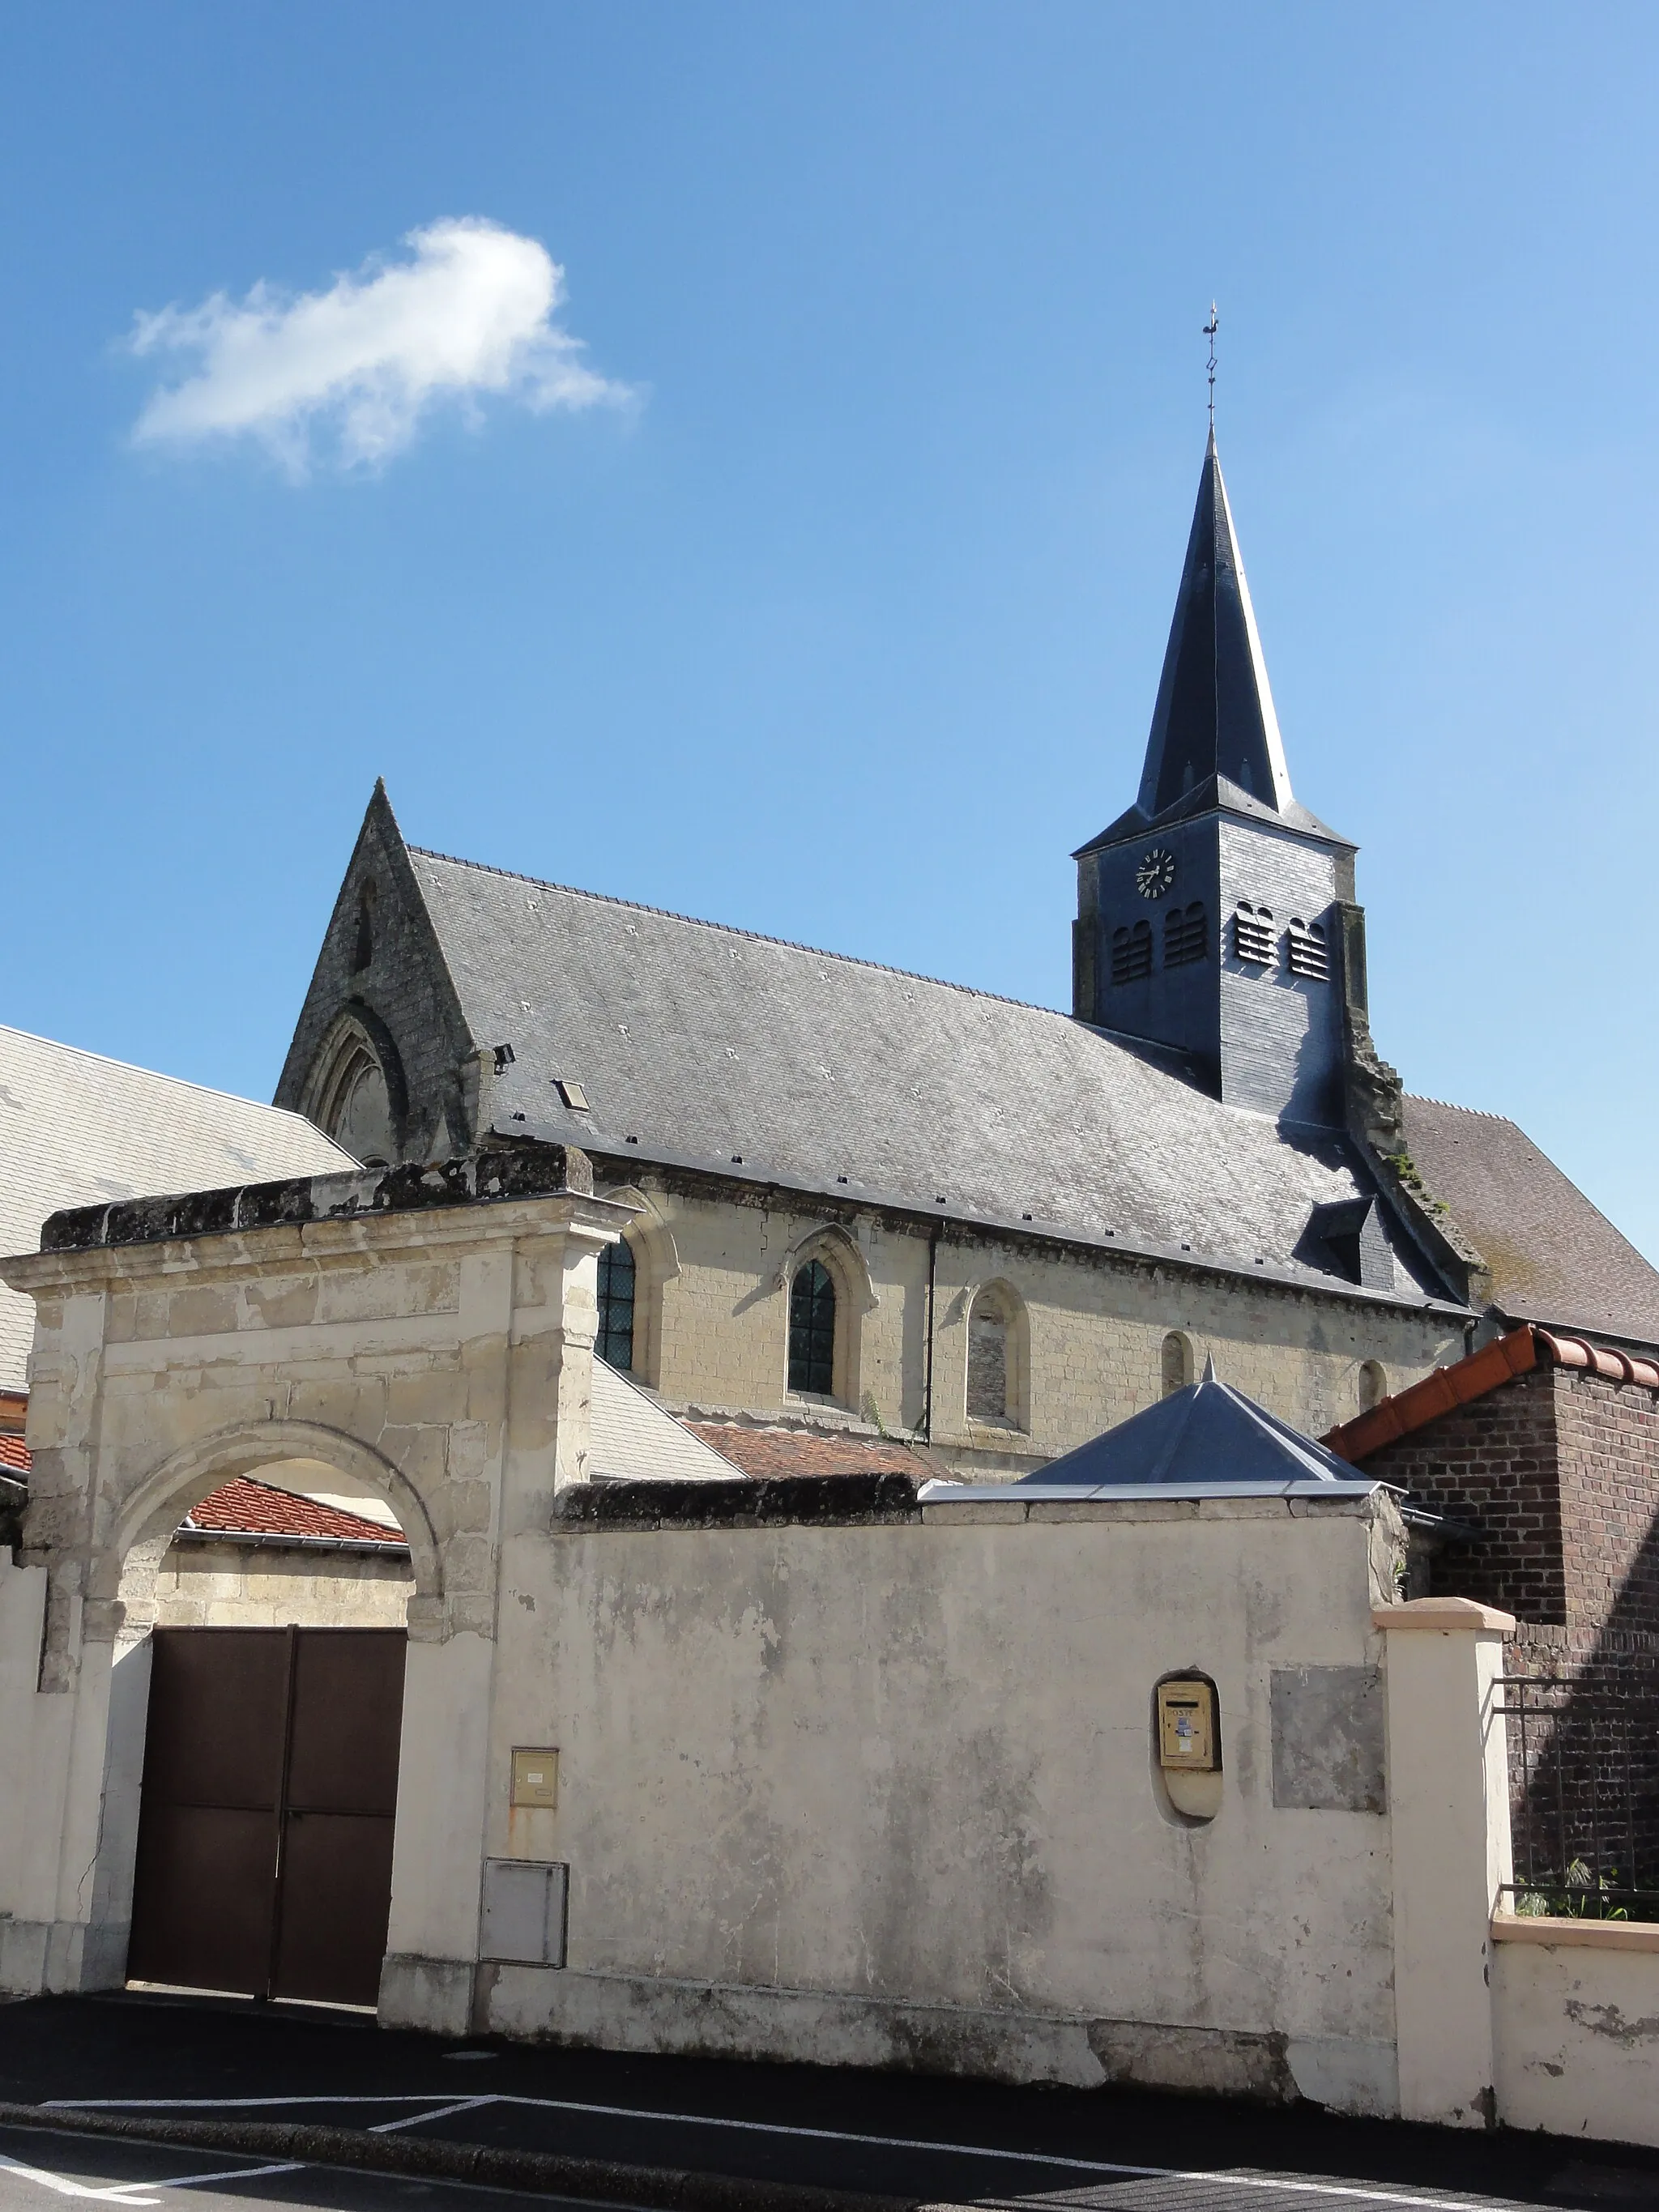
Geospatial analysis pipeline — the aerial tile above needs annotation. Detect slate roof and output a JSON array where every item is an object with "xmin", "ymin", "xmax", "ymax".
[
  {"xmin": 1402, "ymin": 1097, "xmax": 1659, "ymax": 1347},
  {"xmin": 0, "ymin": 1024, "xmax": 356, "ymax": 1392},
  {"xmin": 590, "ymin": 1360, "xmax": 744, "ymax": 1483},
  {"xmin": 1074, "ymin": 435, "xmax": 1350, "ymax": 857},
  {"xmin": 921, "ymin": 1363, "xmax": 1377, "ymax": 1502},
  {"xmin": 407, "ymin": 846, "xmax": 1452, "ymax": 1309}
]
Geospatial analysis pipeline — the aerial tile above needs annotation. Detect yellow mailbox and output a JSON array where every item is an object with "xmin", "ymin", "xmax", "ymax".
[
  {"xmin": 510, "ymin": 1747, "xmax": 560, "ymax": 1809},
  {"xmin": 1156, "ymin": 1679, "xmax": 1219, "ymax": 1772}
]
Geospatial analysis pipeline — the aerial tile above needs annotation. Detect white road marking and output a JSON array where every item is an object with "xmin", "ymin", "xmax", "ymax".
[
  {"xmin": 366, "ymin": 2102, "xmax": 497, "ymax": 2136},
  {"xmin": 0, "ymin": 2152, "xmax": 160, "ymax": 2205},
  {"xmin": 41, "ymin": 2106, "xmax": 452, "ymax": 2116},
  {"xmin": 35, "ymin": 2095, "xmax": 1529, "ymax": 2212},
  {"xmin": 134, "ymin": 2168, "xmax": 304, "ymax": 2193}
]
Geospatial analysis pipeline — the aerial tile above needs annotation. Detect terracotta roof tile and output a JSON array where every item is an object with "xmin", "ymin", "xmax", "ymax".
[
  {"xmin": 1324, "ymin": 1323, "xmax": 1659, "ymax": 1464},
  {"xmin": 0, "ymin": 1434, "xmax": 29, "ymax": 1476},
  {"xmin": 181, "ymin": 1477, "xmax": 407, "ymax": 1547},
  {"xmin": 685, "ymin": 1424, "xmax": 933, "ymax": 1481}
]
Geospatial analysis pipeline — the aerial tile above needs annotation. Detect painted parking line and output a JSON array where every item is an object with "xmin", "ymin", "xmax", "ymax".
[
  {"xmin": 39, "ymin": 2095, "xmax": 1530, "ymax": 2212},
  {"xmin": 4, "ymin": 2100, "xmax": 497, "ymax": 2207},
  {"xmin": 0, "ymin": 2151, "xmax": 162, "ymax": 2206}
]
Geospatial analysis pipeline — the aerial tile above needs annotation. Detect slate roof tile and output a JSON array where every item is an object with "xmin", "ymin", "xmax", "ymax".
[
  {"xmin": 0, "ymin": 1025, "xmax": 356, "ymax": 1392},
  {"xmin": 407, "ymin": 847, "xmax": 1444, "ymax": 1303}
]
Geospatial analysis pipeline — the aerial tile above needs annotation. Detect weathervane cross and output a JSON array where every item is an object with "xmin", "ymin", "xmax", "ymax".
[{"xmin": 1204, "ymin": 303, "xmax": 1218, "ymax": 429}]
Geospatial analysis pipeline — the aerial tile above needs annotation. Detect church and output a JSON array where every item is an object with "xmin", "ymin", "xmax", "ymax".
[{"xmin": 275, "ymin": 434, "xmax": 1659, "ymax": 1477}]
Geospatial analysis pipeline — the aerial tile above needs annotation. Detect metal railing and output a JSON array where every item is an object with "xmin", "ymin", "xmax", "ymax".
[{"xmin": 1495, "ymin": 1669, "xmax": 1659, "ymax": 1920}]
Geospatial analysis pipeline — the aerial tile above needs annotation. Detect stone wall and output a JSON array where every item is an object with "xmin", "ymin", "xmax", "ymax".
[
  {"xmin": 151, "ymin": 1539, "xmax": 413, "ymax": 1629},
  {"xmin": 595, "ymin": 1166, "xmax": 1464, "ymax": 1476}
]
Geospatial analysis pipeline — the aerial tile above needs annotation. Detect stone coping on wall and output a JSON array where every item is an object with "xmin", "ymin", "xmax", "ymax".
[
  {"xmin": 35, "ymin": 1148, "xmax": 597, "ymax": 1256},
  {"xmin": 554, "ymin": 1473, "xmax": 922, "ymax": 1532},
  {"xmin": 1491, "ymin": 1912, "xmax": 1659, "ymax": 1953},
  {"xmin": 553, "ymin": 1475, "xmax": 1388, "ymax": 1534}
]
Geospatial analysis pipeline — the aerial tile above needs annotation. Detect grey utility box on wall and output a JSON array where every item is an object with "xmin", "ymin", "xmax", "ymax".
[{"xmin": 480, "ymin": 1858, "xmax": 569, "ymax": 1965}]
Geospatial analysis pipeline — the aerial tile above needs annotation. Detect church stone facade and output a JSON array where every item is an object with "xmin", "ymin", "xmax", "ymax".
[{"xmin": 274, "ymin": 437, "xmax": 1656, "ymax": 1476}]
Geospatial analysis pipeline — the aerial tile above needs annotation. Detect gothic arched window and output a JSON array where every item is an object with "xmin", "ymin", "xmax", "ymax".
[
  {"xmin": 1164, "ymin": 902, "xmax": 1207, "ymax": 967},
  {"xmin": 967, "ymin": 1293, "xmax": 1009, "ymax": 1422},
  {"xmin": 1162, "ymin": 1332, "xmax": 1193, "ymax": 1397},
  {"xmin": 596, "ymin": 1240, "xmax": 636, "ymax": 1370},
  {"xmin": 1358, "ymin": 1360, "xmax": 1387, "ymax": 1413},
  {"xmin": 1111, "ymin": 919, "xmax": 1154, "ymax": 984},
  {"xmin": 788, "ymin": 1259, "xmax": 837, "ymax": 1396}
]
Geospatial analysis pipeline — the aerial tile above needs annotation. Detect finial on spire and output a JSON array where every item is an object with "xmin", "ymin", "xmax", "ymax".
[{"xmin": 1203, "ymin": 303, "xmax": 1218, "ymax": 432}]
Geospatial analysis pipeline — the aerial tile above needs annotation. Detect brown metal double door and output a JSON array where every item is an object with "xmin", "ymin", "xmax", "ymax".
[{"xmin": 126, "ymin": 1626, "xmax": 406, "ymax": 2007}]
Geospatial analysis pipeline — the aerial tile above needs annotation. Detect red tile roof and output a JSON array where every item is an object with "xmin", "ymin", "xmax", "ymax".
[
  {"xmin": 685, "ymin": 1423, "xmax": 933, "ymax": 1481},
  {"xmin": 0, "ymin": 1434, "xmax": 29, "ymax": 1477},
  {"xmin": 1324, "ymin": 1324, "xmax": 1659, "ymax": 1465},
  {"xmin": 181, "ymin": 1477, "xmax": 407, "ymax": 1548}
]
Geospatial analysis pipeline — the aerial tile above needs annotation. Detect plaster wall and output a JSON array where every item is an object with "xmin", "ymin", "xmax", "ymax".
[
  {"xmin": 476, "ymin": 1492, "xmax": 1407, "ymax": 2109},
  {"xmin": 615, "ymin": 1174, "xmax": 1464, "ymax": 1469},
  {"xmin": 1491, "ymin": 1927, "xmax": 1659, "ymax": 2147}
]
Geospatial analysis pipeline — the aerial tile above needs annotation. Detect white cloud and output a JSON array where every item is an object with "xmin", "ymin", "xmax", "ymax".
[{"xmin": 128, "ymin": 218, "xmax": 631, "ymax": 472}]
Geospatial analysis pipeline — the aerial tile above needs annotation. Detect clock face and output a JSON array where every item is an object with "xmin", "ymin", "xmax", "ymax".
[{"xmin": 1136, "ymin": 847, "xmax": 1176, "ymax": 899}]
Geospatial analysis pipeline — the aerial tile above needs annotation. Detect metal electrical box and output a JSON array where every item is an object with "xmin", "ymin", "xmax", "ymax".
[
  {"xmin": 1157, "ymin": 1678, "xmax": 1219, "ymax": 1771},
  {"xmin": 510, "ymin": 1747, "xmax": 560, "ymax": 1808},
  {"xmin": 480, "ymin": 1858, "xmax": 568, "ymax": 1965}
]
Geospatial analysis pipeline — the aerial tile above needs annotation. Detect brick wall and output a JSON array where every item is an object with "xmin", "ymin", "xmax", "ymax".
[
  {"xmin": 1357, "ymin": 1366, "xmax": 1569, "ymax": 1625},
  {"xmin": 1358, "ymin": 1363, "xmax": 1659, "ymax": 1898},
  {"xmin": 1354, "ymin": 1362, "xmax": 1659, "ymax": 1656},
  {"xmin": 1555, "ymin": 1373, "xmax": 1659, "ymax": 1656}
]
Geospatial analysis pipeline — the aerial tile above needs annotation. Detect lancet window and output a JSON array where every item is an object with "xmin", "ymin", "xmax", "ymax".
[
  {"xmin": 788, "ymin": 1259, "xmax": 837, "ymax": 1396},
  {"xmin": 596, "ymin": 1239, "xmax": 636, "ymax": 1370}
]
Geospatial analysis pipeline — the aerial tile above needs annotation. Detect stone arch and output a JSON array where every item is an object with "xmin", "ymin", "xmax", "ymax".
[
  {"xmin": 96, "ymin": 1419, "xmax": 441, "ymax": 1633},
  {"xmin": 965, "ymin": 1279, "xmax": 1030, "ymax": 1431},
  {"xmin": 298, "ymin": 1004, "xmax": 409, "ymax": 1167},
  {"xmin": 594, "ymin": 1185, "xmax": 679, "ymax": 1386},
  {"xmin": 777, "ymin": 1225, "xmax": 876, "ymax": 1410},
  {"xmin": 1357, "ymin": 1359, "xmax": 1388, "ymax": 1414}
]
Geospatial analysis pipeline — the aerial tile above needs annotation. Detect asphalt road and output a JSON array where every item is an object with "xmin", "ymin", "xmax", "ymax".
[
  {"xmin": 0, "ymin": 2121, "xmax": 643, "ymax": 2212},
  {"xmin": 1, "ymin": 1993, "xmax": 1657, "ymax": 2212}
]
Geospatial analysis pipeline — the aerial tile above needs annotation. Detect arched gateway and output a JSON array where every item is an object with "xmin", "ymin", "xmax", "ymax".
[{"xmin": 0, "ymin": 1147, "xmax": 630, "ymax": 2030}]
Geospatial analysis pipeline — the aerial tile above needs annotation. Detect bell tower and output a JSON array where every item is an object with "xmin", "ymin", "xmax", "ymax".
[{"xmin": 1073, "ymin": 433, "xmax": 1358, "ymax": 1128}]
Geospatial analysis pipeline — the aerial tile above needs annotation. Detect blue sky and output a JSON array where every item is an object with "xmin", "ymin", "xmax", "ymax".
[{"xmin": 4, "ymin": 5, "xmax": 1657, "ymax": 1253}]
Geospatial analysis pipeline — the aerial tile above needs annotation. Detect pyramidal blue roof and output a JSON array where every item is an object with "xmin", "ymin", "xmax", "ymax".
[{"xmin": 921, "ymin": 1361, "xmax": 1382, "ymax": 1503}]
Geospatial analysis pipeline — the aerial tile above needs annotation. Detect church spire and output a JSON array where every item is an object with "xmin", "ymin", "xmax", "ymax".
[{"xmin": 1136, "ymin": 433, "xmax": 1294, "ymax": 821}]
